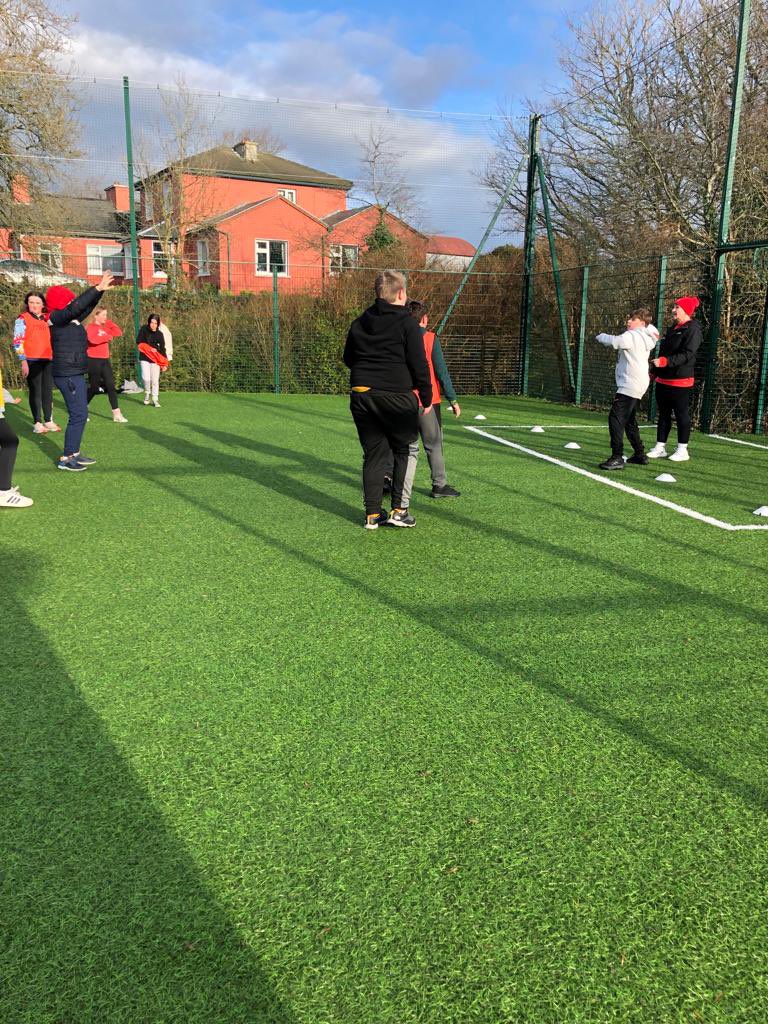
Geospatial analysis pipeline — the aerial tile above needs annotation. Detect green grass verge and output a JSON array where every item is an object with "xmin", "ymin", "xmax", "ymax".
[{"xmin": 3, "ymin": 392, "xmax": 768, "ymax": 1023}]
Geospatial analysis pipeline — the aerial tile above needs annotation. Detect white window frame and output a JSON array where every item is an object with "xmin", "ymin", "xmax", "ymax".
[
  {"xmin": 196, "ymin": 239, "xmax": 210, "ymax": 277},
  {"xmin": 38, "ymin": 242, "xmax": 63, "ymax": 271},
  {"xmin": 86, "ymin": 243, "xmax": 124, "ymax": 276},
  {"xmin": 277, "ymin": 188, "xmax": 296, "ymax": 203},
  {"xmin": 123, "ymin": 243, "xmax": 134, "ymax": 280},
  {"xmin": 329, "ymin": 243, "xmax": 359, "ymax": 274},
  {"xmin": 255, "ymin": 239, "xmax": 288, "ymax": 277},
  {"xmin": 152, "ymin": 240, "xmax": 169, "ymax": 279}
]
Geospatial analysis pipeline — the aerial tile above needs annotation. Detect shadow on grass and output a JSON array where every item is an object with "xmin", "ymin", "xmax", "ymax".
[
  {"xmin": 1, "ymin": 549, "xmax": 293, "ymax": 1024},
  {"xmin": 137, "ymin": 463, "xmax": 768, "ymax": 816}
]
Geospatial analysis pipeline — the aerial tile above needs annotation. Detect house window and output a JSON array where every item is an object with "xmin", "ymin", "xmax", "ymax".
[
  {"xmin": 277, "ymin": 189, "xmax": 296, "ymax": 203},
  {"xmin": 144, "ymin": 190, "xmax": 154, "ymax": 222},
  {"xmin": 152, "ymin": 241, "xmax": 169, "ymax": 278},
  {"xmin": 86, "ymin": 244, "xmax": 124, "ymax": 275},
  {"xmin": 123, "ymin": 243, "xmax": 134, "ymax": 279},
  {"xmin": 329, "ymin": 244, "xmax": 359, "ymax": 274},
  {"xmin": 255, "ymin": 239, "xmax": 287, "ymax": 276},
  {"xmin": 161, "ymin": 179, "xmax": 173, "ymax": 213},
  {"xmin": 38, "ymin": 243, "xmax": 63, "ymax": 270},
  {"xmin": 196, "ymin": 239, "xmax": 210, "ymax": 277}
]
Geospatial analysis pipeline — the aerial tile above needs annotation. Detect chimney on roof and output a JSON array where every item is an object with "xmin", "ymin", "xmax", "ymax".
[
  {"xmin": 11, "ymin": 174, "xmax": 30, "ymax": 205},
  {"xmin": 105, "ymin": 183, "xmax": 130, "ymax": 212},
  {"xmin": 234, "ymin": 139, "xmax": 259, "ymax": 162}
]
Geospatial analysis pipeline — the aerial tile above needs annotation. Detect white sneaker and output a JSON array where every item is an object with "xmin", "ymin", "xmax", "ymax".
[
  {"xmin": 668, "ymin": 445, "xmax": 690, "ymax": 462},
  {"xmin": 113, "ymin": 412, "xmax": 128, "ymax": 423},
  {"xmin": 153, "ymin": 400, "xmax": 161, "ymax": 408},
  {"xmin": 143, "ymin": 396, "xmax": 151, "ymax": 405},
  {"xmin": 33, "ymin": 422, "xmax": 48, "ymax": 434},
  {"xmin": 44, "ymin": 420, "xmax": 61, "ymax": 432},
  {"xmin": 647, "ymin": 443, "xmax": 667, "ymax": 459},
  {"xmin": 0, "ymin": 486, "xmax": 33, "ymax": 507}
]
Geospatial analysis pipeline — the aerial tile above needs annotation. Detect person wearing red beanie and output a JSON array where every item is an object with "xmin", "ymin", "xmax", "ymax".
[
  {"xmin": 647, "ymin": 296, "xmax": 703, "ymax": 463},
  {"xmin": 47, "ymin": 271, "xmax": 114, "ymax": 471}
]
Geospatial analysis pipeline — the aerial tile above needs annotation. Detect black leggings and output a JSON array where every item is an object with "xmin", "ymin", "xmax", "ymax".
[
  {"xmin": 27, "ymin": 359, "xmax": 53, "ymax": 424},
  {"xmin": 655, "ymin": 383, "xmax": 693, "ymax": 444},
  {"xmin": 87, "ymin": 358, "xmax": 119, "ymax": 411},
  {"xmin": 0, "ymin": 417, "xmax": 19, "ymax": 490}
]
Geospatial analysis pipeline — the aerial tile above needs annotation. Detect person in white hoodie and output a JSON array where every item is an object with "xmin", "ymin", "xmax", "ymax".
[{"xmin": 594, "ymin": 308, "xmax": 660, "ymax": 471}]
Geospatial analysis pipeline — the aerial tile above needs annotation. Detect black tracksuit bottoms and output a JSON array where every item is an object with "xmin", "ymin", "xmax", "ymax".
[
  {"xmin": 655, "ymin": 382, "xmax": 693, "ymax": 444},
  {"xmin": 27, "ymin": 359, "xmax": 53, "ymax": 424},
  {"xmin": 350, "ymin": 390, "xmax": 419, "ymax": 515},
  {"xmin": 87, "ymin": 357, "xmax": 120, "ymax": 411},
  {"xmin": 608, "ymin": 393, "xmax": 645, "ymax": 456},
  {"xmin": 0, "ymin": 418, "xmax": 19, "ymax": 490}
]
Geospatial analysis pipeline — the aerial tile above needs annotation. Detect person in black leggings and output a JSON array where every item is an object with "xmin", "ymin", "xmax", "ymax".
[
  {"xmin": 12, "ymin": 291, "xmax": 60, "ymax": 435},
  {"xmin": 86, "ymin": 308, "xmax": 127, "ymax": 422},
  {"xmin": 0, "ymin": 376, "xmax": 33, "ymax": 507},
  {"xmin": 648, "ymin": 296, "xmax": 703, "ymax": 463}
]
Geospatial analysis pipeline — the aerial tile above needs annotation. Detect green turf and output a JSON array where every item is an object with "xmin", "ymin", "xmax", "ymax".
[{"xmin": 3, "ymin": 392, "xmax": 768, "ymax": 1024}]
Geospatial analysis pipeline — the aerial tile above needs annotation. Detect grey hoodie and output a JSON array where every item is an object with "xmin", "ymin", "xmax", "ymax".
[{"xmin": 595, "ymin": 324, "xmax": 660, "ymax": 399}]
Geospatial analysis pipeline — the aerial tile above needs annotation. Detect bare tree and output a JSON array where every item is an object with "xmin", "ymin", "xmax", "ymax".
[{"xmin": 354, "ymin": 126, "xmax": 420, "ymax": 226}]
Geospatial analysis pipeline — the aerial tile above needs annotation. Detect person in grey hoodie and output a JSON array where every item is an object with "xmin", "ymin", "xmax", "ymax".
[{"xmin": 595, "ymin": 308, "xmax": 660, "ymax": 470}]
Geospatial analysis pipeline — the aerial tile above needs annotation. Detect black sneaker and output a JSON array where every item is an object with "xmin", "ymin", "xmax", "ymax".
[
  {"xmin": 626, "ymin": 452, "xmax": 649, "ymax": 465},
  {"xmin": 382, "ymin": 475, "xmax": 392, "ymax": 495},
  {"xmin": 431, "ymin": 484, "xmax": 461, "ymax": 498},
  {"xmin": 74, "ymin": 454, "xmax": 97, "ymax": 466},
  {"xmin": 57, "ymin": 456, "xmax": 88, "ymax": 472},
  {"xmin": 364, "ymin": 511, "xmax": 389, "ymax": 530},
  {"xmin": 598, "ymin": 455, "xmax": 625, "ymax": 471},
  {"xmin": 387, "ymin": 508, "xmax": 416, "ymax": 528}
]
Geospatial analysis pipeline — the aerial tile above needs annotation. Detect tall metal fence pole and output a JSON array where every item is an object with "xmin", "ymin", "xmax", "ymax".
[
  {"xmin": 537, "ymin": 156, "xmax": 575, "ymax": 396},
  {"xmin": 574, "ymin": 265, "xmax": 589, "ymax": 405},
  {"xmin": 272, "ymin": 267, "xmax": 280, "ymax": 394},
  {"xmin": 122, "ymin": 76, "xmax": 141, "ymax": 383},
  {"xmin": 753, "ymin": 283, "xmax": 768, "ymax": 434},
  {"xmin": 701, "ymin": 0, "xmax": 752, "ymax": 432},
  {"xmin": 519, "ymin": 114, "xmax": 540, "ymax": 396},
  {"xmin": 648, "ymin": 255, "xmax": 668, "ymax": 422}
]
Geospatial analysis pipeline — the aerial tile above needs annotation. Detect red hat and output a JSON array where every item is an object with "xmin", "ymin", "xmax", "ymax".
[
  {"xmin": 675, "ymin": 296, "xmax": 700, "ymax": 317},
  {"xmin": 45, "ymin": 285, "xmax": 76, "ymax": 311}
]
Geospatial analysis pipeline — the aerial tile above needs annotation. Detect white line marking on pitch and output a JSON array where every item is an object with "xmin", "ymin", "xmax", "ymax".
[
  {"xmin": 475, "ymin": 424, "xmax": 655, "ymax": 430},
  {"xmin": 709, "ymin": 434, "xmax": 768, "ymax": 451},
  {"xmin": 466, "ymin": 426, "xmax": 768, "ymax": 532}
]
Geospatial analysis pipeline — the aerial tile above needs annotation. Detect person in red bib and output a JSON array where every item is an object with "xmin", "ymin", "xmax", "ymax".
[
  {"xmin": 647, "ymin": 296, "xmax": 703, "ymax": 463},
  {"xmin": 86, "ymin": 307, "xmax": 127, "ymax": 423},
  {"xmin": 12, "ymin": 291, "xmax": 60, "ymax": 435}
]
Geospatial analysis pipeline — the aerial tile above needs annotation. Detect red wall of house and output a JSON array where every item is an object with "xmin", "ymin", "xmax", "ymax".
[
  {"xmin": 179, "ymin": 174, "xmax": 348, "ymax": 225},
  {"xmin": 328, "ymin": 208, "xmax": 427, "ymax": 262}
]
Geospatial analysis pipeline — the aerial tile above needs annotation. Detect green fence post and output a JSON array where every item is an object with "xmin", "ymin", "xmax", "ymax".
[
  {"xmin": 702, "ymin": 0, "xmax": 752, "ymax": 432},
  {"xmin": 122, "ymin": 76, "xmax": 141, "ymax": 383},
  {"xmin": 537, "ymin": 156, "xmax": 575, "ymax": 395},
  {"xmin": 519, "ymin": 114, "xmax": 540, "ymax": 396},
  {"xmin": 574, "ymin": 265, "xmax": 589, "ymax": 405},
  {"xmin": 648, "ymin": 255, "xmax": 668, "ymax": 422},
  {"xmin": 753, "ymin": 284, "xmax": 768, "ymax": 434},
  {"xmin": 272, "ymin": 266, "xmax": 280, "ymax": 394}
]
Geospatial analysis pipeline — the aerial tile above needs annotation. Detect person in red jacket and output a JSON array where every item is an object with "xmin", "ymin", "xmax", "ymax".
[{"xmin": 86, "ymin": 307, "xmax": 127, "ymax": 423}]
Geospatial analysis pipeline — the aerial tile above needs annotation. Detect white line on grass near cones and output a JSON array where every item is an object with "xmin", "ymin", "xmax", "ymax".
[
  {"xmin": 708, "ymin": 434, "xmax": 768, "ymax": 451},
  {"xmin": 465, "ymin": 426, "xmax": 768, "ymax": 532}
]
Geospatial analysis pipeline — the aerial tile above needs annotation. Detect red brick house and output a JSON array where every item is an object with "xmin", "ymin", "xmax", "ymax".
[{"xmin": 0, "ymin": 141, "xmax": 469, "ymax": 293}]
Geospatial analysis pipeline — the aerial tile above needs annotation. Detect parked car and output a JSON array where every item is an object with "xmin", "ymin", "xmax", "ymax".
[{"xmin": 0, "ymin": 259, "xmax": 87, "ymax": 287}]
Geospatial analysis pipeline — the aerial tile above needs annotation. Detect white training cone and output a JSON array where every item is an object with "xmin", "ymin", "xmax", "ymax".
[
  {"xmin": 564, "ymin": 441, "xmax": 581, "ymax": 450},
  {"xmin": 474, "ymin": 414, "xmax": 487, "ymax": 421},
  {"xmin": 655, "ymin": 473, "xmax": 676, "ymax": 483},
  {"xmin": 530, "ymin": 425, "xmax": 545, "ymax": 433},
  {"xmin": 753, "ymin": 506, "xmax": 768, "ymax": 517}
]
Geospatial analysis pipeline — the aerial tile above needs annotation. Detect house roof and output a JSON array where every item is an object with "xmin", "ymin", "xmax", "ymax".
[
  {"xmin": 323, "ymin": 204, "xmax": 429, "ymax": 239},
  {"xmin": 0, "ymin": 195, "xmax": 126, "ymax": 239},
  {"xmin": 427, "ymin": 235, "xmax": 476, "ymax": 257},
  {"xmin": 140, "ymin": 144, "xmax": 353, "ymax": 191}
]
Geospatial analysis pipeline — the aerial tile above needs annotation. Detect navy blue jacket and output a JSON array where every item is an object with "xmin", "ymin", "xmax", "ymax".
[{"xmin": 50, "ymin": 287, "xmax": 103, "ymax": 377}]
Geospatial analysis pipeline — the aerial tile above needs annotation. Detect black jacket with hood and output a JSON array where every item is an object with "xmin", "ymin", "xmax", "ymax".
[
  {"xmin": 50, "ymin": 287, "xmax": 103, "ymax": 377},
  {"xmin": 343, "ymin": 298, "xmax": 432, "ymax": 407},
  {"xmin": 654, "ymin": 319, "xmax": 703, "ymax": 381}
]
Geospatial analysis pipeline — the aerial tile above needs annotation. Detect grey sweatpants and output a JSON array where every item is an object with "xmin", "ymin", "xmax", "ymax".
[{"xmin": 386, "ymin": 404, "xmax": 448, "ymax": 507}]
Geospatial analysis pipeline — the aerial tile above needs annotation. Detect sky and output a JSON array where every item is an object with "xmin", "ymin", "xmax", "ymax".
[{"xmin": 56, "ymin": 0, "xmax": 593, "ymax": 247}]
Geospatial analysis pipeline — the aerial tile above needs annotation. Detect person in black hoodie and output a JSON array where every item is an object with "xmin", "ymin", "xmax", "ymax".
[
  {"xmin": 343, "ymin": 270, "xmax": 432, "ymax": 529},
  {"xmin": 647, "ymin": 295, "xmax": 703, "ymax": 463},
  {"xmin": 46, "ymin": 271, "xmax": 114, "ymax": 471},
  {"xmin": 137, "ymin": 314, "xmax": 168, "ymax": 408}
]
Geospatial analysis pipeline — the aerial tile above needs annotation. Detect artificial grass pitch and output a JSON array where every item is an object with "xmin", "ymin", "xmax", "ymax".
[{"xmin": 3, "ymin": 392, "xmax": 768, "ymax": 1024}]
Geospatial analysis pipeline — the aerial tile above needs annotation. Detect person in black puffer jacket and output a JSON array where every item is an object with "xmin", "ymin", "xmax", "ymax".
[
  {"xmin": 647, "ymin": 295, "xmax": 703, "ymax": 463},
  {"xmin": 136, "ymin": 314, "xmax": 168, "ymax": 408},
  {"xmin": 47, "ymin": 271, "xmax": 114, "ymax": 471}
]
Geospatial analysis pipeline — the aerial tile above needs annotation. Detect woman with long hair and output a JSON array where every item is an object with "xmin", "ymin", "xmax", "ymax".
[
  {"xmin": 12, "ymin": 291, "xmax": 60, "ymax": 435},
  {"xmin": 86, "ymin": 307, "xmax": 127, "ymax": 423},
  {"xmin": 137, "ymin": 313, "xmax": 168, "ymax": 408}
]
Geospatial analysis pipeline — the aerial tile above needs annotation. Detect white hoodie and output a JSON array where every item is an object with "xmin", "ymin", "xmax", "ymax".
[{"xmin": 595, "ymin": 324, "xmax": 659, "ymax": 399}]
